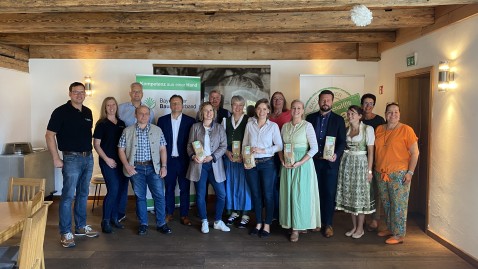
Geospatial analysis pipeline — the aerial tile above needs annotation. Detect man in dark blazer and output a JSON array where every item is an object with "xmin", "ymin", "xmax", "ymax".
[
  {"xmin": 157, "ymin": 95, "xmax": 196, "ymax": 226},
  {"xmin": 305, "ymin": 89, "xmax": 346, "ymax": 238},
  {"xmin": 196, "ymin": 89, "xmax": 231, "ymax": 124}
]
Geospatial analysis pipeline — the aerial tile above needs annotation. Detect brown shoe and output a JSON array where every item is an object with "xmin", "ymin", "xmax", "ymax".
[
  {"xmin": 324, "ymin": 225, "xmax": 334, "ymax": 238},
  {"xmin": 180, "ymin": 216, "xmax": 192, "ymax": 226},
  {"xmin": 165, "ymin": 214, "xmax": 174, "ymax": 223},
  {"xmin": 377, "ymin": 230, "xmax": 393, "ymax": 237},
  {"xmin": 385, "ymin": 236, "xmax": 404, "ymax": 244}
]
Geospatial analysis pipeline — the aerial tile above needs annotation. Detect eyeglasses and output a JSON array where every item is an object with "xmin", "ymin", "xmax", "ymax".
[
  {"xmin": 273, "ymin": 98, "xmax": 284, "ymax": 101},
  {"xmin": 362, "ymin": 102, "xmax": 374, "ymax": 106},
  {"xmin": 71, "ymin": 91, "xmax": 85, "ymax": 95}
]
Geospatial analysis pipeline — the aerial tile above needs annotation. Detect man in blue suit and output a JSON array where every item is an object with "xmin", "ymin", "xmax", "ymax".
[
  {"xmin": 305, "ymin": 90, "xmax": 346, "ymax": 238},
  {"xmin": 157, "ymin": 95, "xmax": 196, "ymax": 226}
]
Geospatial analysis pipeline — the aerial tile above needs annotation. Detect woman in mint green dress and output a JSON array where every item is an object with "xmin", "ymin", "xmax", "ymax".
[{"xmin": 279, "ymin": 100, "xmax": 321, "ymax": 242}]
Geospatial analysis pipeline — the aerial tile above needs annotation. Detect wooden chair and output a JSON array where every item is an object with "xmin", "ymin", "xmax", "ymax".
[
  {"xmin": 7, "ymin": 177, "xmax": 46, "ymax": 202},
  {"xmin": 0, "ymin": 204, "xmax": 50, "ymax": 269},
  {"xmin": 17, "ymin": 204, "xmax": 49, "ymax": 269},
  {"xmin": 25, "ymin": 191, "xmax": 45, "ymax": 218}
]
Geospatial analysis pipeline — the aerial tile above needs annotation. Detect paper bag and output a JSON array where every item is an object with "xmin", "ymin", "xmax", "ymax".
[
  {"xmin": 243, "ymin": 146, "xmax": 256, "ymax": 169},
  {"xmin": 284, "ymin": 143, "xmax": 295, "ymax": 166},
  {"xmin": 323, "ymin": 136, "xmax": 336, "ymax": 160},
  {"xmin": 232, "ymin": 141, "xmax": 241, "ymax": 162},
  {"xmin": 192, "ymin": 140, "xmax": 206, "ymax": 162}
]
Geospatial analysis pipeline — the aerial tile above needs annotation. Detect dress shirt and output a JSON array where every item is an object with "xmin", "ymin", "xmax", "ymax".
[
  {"xmin": 243, "ymin": 118, "xmax": 283, "ymax": 158},
  {"xmin": 118, "ymin": 102, "xmax": 155, "ymax": 127},
  {"xmin": 118, "ymin": 123, "xmax": 166, "ymax": 162},
  {"xmin": 170, "ymin": 113, "xmax": 182, "ymax": 157},
  {"xmin": 316, "ymin": 112, "xmax": 331, "ymax": 156}
]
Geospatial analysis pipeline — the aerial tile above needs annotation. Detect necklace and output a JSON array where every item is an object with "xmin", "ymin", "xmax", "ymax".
[{"xmin": 383, "ymin": 123, "xmax": 399, "ymax": 147}]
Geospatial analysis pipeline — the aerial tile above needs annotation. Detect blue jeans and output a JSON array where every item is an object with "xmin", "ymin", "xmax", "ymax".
[
  {"xmin": 164, "ymin": 157, "xmax": 191, "ymax": 217},
  {"xmin": 314, "ymin": 159, "xmax": 339, "ymax": 226},
  {"xmin": 99, "ymin": 161, "xmax": 129, "ymax": 222},
  {"xmin": 195, "ymin": 162, "xmax": 226, "ymax": 221},
  {"xmin": 245, "ymin": 158, "xmax": 276, "ymax": 225},
  {"xmin": 130, "ymin": 164, "xmax": 166, "ymax": 227},
  {"xmin": 59, "ymin": 154, "xmax": 94, "ymax": 234},
  {"xmin": 117, "ymin": 177, "xmax": 129, "ymax": 219}
]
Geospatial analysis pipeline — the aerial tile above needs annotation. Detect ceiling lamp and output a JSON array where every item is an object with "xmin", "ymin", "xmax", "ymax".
[{"xmin": 351, "ymin": 5, "xmax": 373, "ymax": 27}]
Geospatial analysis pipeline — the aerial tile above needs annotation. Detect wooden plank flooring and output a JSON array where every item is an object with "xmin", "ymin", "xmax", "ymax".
[{"xmin": 35, "ymin": 201, "xmax": 475, "ymax": 269}]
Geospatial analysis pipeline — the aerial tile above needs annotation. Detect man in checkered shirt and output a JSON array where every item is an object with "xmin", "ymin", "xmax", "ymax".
[{"xmin": 118, "ymin": 105, "xmax": 172, "ymax": 236}]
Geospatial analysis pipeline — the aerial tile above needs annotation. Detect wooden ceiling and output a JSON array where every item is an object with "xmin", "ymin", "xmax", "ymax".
[{"xmin": 1, "ymin": 0, "xmax": 478, "ymax": 72}]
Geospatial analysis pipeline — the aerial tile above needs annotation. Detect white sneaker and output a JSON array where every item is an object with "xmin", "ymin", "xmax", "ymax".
[
  {"xmin": 201, "ymin": 221, "xmax": 209, "ymax": 234},
  {"xmin": 213, "ymin": 220, "xmax": 230, "ymax": 232}
]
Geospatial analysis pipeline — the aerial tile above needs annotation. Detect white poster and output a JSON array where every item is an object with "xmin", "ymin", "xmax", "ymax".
[{"xmin": 300, "ymin": 75, "xmax": 364, "ymax": 119}]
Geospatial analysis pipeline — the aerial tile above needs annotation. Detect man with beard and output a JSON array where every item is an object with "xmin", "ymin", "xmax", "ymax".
[{"xmin": 305, "ymin": 90, "xmax": 346, "ymax": 238}]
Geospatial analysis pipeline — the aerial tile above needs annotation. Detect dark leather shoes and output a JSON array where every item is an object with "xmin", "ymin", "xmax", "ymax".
[
  {"xmin": 138, "ymin": 225, "xmax": 148, "ymax": 235},
  {"xmin": 165, "ymin": 214, "xmax": 174, "ymax": 223},
  {"xmin": 101, "ymin": 220, "xmax": 112, "ymax": 233},
  {"xmin": 324, "ymin": 225, "xmax": 334, "ymax": 238},
  {"xmin": 180, "ymin": 216, "xmax": 192, "ymax": 226},
  {"xmin": 157, "ymin": 224, "xmax": 172, "ymax": 234},
  {"xmin": 111, "ymin": 220, "xmax": 125, "ymax": 229},
  {"xmin": 249, "ymin": 228, "xmax": 260, "ymax": 236},
  {"xmin": 259, "ymin": 230, "xmax": 270, "ymax": 238}
]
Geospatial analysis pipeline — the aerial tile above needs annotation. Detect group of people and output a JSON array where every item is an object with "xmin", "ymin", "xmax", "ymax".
[{"xmin": 46, "ymin": 81, "xmax": 419, "ymax": 249}]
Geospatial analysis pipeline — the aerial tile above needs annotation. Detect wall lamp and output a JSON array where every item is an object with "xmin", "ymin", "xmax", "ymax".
[
  {"xmin": 84, "ymin": 75, "xmax": 92, "ymax": 97},
  {"xmin": 438, "ymin": 61, "xmax": 456, "ymax": 92}
]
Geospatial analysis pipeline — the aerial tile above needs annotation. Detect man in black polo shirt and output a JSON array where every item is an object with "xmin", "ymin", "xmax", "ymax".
[{"xmin": 45, "ymin": 82, "xmax": 99, "ymax": 248}]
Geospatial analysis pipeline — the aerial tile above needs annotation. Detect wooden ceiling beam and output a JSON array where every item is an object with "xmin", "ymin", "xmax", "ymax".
[
  {"xmin": 0, "ymin": 9, "xmax": 434, "ymax": 33},
  {"xmin": 29, "ymin": 43, "xmax": 361, "ymax": 60},
  {"xmin": 0, "ymin": 32, "xmax": 395, "ymax": 45},
  {"xmin": 379, "ymin": 4, "xmax": 478, "ymax": 52},
  {"xmin": 0, "ymin": 0, "xmax": 474, "ymax": 13},
  {"xmin": 0, "ymin": 43, "xmax": 29, "ymax": 72}
]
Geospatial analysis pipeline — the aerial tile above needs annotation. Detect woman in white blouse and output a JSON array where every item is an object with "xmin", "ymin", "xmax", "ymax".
[
  {"xmin": 243, "ymin": 98, "xmax": 283, "ymax": 237},
  {"xmin": 186, "ymin": 102, "xmax": 230, "ymax": 234}
]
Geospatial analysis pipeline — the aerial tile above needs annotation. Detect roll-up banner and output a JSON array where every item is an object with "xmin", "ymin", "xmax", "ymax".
[{"xmin": 136, "ymin": 74, "xmax": 201, "ymax": 209}]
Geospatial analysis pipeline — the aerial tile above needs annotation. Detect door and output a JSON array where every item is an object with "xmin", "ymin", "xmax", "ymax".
[{"xmin": 395, "ymin": 66, "xmax": 433, "ymax": 231}]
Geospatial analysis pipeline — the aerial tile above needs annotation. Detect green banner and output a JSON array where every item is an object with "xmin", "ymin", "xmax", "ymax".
[
  {"xmin": 332, "ymin": 93, "xmax": 361, "ymax": 119},
  {"xmin": 136, "ymin": 74, "xmax": 200, "ymax": 91}
]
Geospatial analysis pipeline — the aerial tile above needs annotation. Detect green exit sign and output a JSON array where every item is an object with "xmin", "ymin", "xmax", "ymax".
[{"xmin": 406, "ymin": 53, "xmax": 417, "ymax": 67}]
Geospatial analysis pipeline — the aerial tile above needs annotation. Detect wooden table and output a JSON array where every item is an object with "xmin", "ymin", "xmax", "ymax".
[{"xmin": 0, "ymin": 201, "xmax": 28, "ymax": 243}]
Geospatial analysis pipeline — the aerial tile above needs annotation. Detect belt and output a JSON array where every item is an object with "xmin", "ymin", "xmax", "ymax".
[
  {"xmin": 254, "ymin": 157, "xmax": 272, "ymax": 163},
  {"xmin": 63, "ymin": 151, "xmax": 92, "ymax": 157},
  {"xmin": 134, "ymin": 160, "xmax": 152, "ymax": 166}
]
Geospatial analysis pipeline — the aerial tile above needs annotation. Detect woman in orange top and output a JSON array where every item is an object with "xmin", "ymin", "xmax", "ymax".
[{"xmin": 374, "ymin": 103, "xmax": 419, "ymax": 245}]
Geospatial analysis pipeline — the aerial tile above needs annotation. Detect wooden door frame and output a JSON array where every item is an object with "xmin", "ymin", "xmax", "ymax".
[{"xmin": 395, "ymin": 66, "xmax": 434, "ymax": 232}]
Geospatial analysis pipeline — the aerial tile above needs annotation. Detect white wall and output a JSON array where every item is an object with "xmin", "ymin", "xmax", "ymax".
[
  {"xmin": 0, "ymin": 67, "xmax": 30, "ymax": 148},
  {"xmin": 379, "ymin": 15, "xmax": 478, "ymax": 260},
  {"xmin": 28, "ymin": 59, "xmax": 379, "ymax": 147},
  {"xmin": 28, "ymin": 59, "xmax": 378, "ymax": 193}
]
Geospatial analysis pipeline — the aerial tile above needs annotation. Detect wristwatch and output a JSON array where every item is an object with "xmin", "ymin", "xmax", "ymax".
[{"xmin": 407, "ymin": 170, "xmax": 414, "ymax": 175}]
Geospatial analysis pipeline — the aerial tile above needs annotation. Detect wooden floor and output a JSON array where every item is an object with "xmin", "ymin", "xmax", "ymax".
[{"xmin": 33, "ymin": 201, "xmax": 476, "ymax": 268}]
